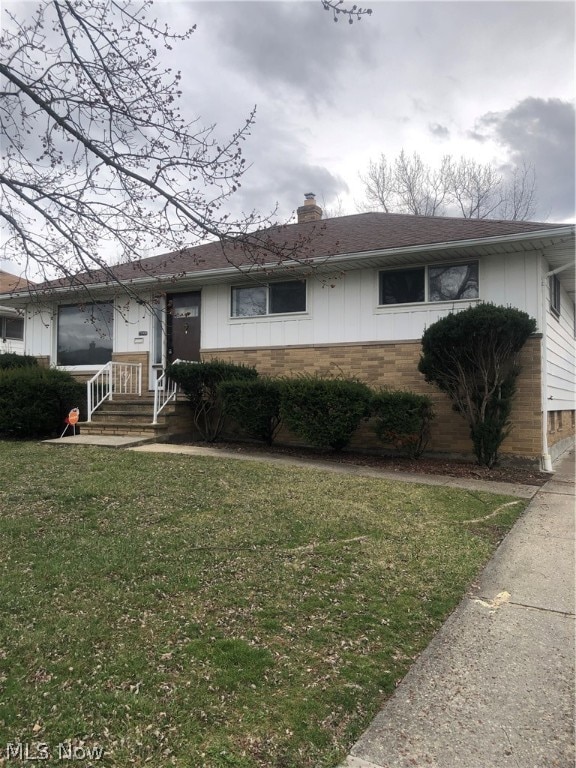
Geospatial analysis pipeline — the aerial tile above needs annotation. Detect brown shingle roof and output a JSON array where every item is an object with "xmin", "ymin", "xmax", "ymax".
[
  {"xmin": 32, "ymin": 211, "xmax": 571, "ymax": 290},
  {"xmin": 0, "ymin": 270, "xmax": 33, "ymax": 293}
]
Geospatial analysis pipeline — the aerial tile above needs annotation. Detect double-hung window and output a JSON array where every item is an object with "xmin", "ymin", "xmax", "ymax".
[
  {"xmin": 379, "ymin": 262, "xmax": 479, "ymax": 305},
  {"xmin": 231, "ymin": 280, "xmax": 306, "ymax": 317}
]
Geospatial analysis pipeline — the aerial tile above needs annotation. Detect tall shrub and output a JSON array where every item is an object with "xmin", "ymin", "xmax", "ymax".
[
  {"xmin": 0, "ymin": 367, "xmax": 84, "ymax": 438},
  {"xmin": 371, "ymin": 390, "xmax": 434, "ymax": 459},
  {"xmin": 418, "ymin": 303, "xmax": 536, "ymax": 467},
  {"xmin": 167, "ymin": 359, "xmax": 258, "ymax": 442},
  {"xmin": 280, "ymin": 376, "xmax": 372, "ymax": 451},
  {"xmin": 219, "ymin": 378, "xmax": 283, "ymax": 445}
]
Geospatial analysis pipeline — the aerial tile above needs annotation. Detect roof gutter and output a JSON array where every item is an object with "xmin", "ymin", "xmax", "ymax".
[
  {"xmin": 320, "ymin": 225, "xmax": 575, "ymax": 266},
  {"xmin": 0, "ymin": 225, "xmax": 573, "ymax": 304}
]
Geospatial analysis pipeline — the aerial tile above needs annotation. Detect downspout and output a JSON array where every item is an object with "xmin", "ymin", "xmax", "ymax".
[{"xmin": 540, "ymin": 262, "xmax": 572, "ymax": 472}]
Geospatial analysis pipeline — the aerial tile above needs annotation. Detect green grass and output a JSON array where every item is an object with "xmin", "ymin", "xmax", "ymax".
[{"xmin": 0, "ymin": 441, "xmax": 527, "ymax": 767}]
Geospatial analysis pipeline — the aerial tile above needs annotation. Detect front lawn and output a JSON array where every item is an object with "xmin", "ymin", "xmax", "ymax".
[{"xmin": 0, "ymin": 441, "xmax": 526, "ymax": 767}]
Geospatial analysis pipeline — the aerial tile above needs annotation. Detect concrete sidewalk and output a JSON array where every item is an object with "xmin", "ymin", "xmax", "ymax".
[{"xmin": 339, "ymin": 450, "xmax": 575, "ymax": 768}]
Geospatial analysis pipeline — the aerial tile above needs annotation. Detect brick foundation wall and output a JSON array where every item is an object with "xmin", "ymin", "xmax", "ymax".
[
  {"xmin": 202, "ymin": 336, "xmax": 543, "ymax": 461},
  {"xmin": 112, "ymin": 352, "xmax": 150, "ymax": 392}
]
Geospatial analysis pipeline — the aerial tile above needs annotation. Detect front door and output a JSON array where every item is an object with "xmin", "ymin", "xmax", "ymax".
[{"xmin": 167, "ymin": 292, "xmax": 201, "ymax": 364}]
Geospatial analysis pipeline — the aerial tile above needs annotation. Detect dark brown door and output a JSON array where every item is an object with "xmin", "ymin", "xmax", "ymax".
[{"xmin": 167, "ymin": 292, "xmax": 201, "ymax": 364}]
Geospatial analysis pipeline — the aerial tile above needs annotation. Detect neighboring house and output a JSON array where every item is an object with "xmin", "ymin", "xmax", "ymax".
[
  {"xmin": 1, "ymin": 196, "xmax": 574, "ymax": 466},
  {"xmin": 0, "ymin": 269, "xmax": 30, "ymax": 355}
]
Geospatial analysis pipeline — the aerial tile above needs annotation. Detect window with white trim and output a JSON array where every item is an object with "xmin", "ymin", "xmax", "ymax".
[
  {"xmin": 57, "ymin": 303, "xmax": 113, "ymax": 366},
  {"xmin": 231, "ymin": 280, "xmax": 306, "ymax": 317},
  {"xmin": 0, "ymin": 315, "xmax": 24, "ymax": 341},
  {"xmin": 549, "ymin": 274, "xmax": 561, "ymax": 317},
  {"xmin": 379, "ymin": 262, "xmax": 479, "ymax": 305}
]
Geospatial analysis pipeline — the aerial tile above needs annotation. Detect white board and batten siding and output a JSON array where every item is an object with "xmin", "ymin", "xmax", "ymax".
[
  {"xmin": 202, "ymin": 253, "xmax": 542, "ymax": 350},
  {"xmin": 24, "ymin": 308, "xmax": 54, "ymax": 358},
  {"xmin": 114, "ymin": 293, "xmax": 155, "ymax": 355},
  {"xmin": 24, "ymin": 296, "xmax": 156, "ymax": 365},
  {"xmin": 544, "ymin": 265, "xmax": 576, "ymax": 412},
  {"xmin": 0, "ymin": 337, "xmax": 24, "ymax": 356}
]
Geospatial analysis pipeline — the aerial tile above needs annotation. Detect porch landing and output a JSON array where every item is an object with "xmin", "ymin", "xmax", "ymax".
[{"xmin": 43, "ymin": 434, "xmax": 157, "ymax": 448}]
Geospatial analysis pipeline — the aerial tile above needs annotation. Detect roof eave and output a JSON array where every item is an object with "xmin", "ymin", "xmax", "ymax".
[{"xmin": 0, "ymin": 225, "xmax": 573, "ymax": 304}]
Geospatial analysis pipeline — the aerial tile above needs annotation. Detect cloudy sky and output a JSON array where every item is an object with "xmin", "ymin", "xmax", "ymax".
[
  {"xmin": 159, "ymin": 0, "xmax": 574, "ymax": 224},
  {"xmin": 1, "ymin": 0, "xmax": 574, "ymax": 279}
]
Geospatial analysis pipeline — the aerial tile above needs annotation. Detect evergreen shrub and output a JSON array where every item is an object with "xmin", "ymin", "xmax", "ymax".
[
  {"xmin": 418, "ymin": 303, "xmax": 536, "ymax": 467},
  {"xmin": 0, "ymin": 367, "xmax": 84, "ymax": 438},
  {"xmin": 219, "ymin": 377, "xmax": 283, "ymax": 445},
  {"xmin": 167, "ymin": 359, "xmax": 258, "ymax": 442},
  {"xmin": 0, "ymin": 353, "xmax": 39, "ymax": 370},
  {"xmin": 371, "ymin": 390, "xmax": 434, "ymax": 459},
  {"xmin": 279, "ymin": 376, "xmax": 372, "ymax": 451}
]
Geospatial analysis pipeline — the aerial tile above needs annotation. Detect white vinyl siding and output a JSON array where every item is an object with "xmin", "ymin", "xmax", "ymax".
[
  {"xmin": 0, "ymin": 310, "xmax": 25, "ymax": 355},
  {"xmin": 544, "ymin": 263, "xmax": 575, "ymax": 411},
  {"xmin": 202, "ymin": 253, "xmax": 541, "ymax": 349}
]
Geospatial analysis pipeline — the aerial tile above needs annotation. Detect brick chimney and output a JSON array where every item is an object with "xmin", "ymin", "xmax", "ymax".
[{"xmin": 297, "ymin": 193, "xmax": 323, "ymax": 224}]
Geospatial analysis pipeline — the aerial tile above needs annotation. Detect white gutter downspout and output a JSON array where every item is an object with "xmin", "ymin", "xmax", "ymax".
[{"xmin": 540, "ymin": 262, "xmax": 573, "ymax": 472}]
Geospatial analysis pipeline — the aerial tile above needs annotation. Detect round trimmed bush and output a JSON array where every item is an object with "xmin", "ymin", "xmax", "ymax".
[
  {"xmin": 280, "ymin": 376, "xmax": 372, "ymax": 451},
  {"xmin": 0, "ymin": 366, "xmax": 85, "ymax": 438}
]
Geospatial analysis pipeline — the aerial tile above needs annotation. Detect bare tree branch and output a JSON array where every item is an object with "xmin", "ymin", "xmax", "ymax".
[
  {"xmin": 1, "ymin": 0, "xmax": 374, "ymax": 301},
  {"xmin": 358, "ymin": 155, "xmax": 394, "ymax": 212},
  {"xmin": 0, "ymin": 0, "xmax": 289, "ymax": 297},
  {"xmin": 321, "ymin": 1, "xmax": 373, "ymax": 24}
]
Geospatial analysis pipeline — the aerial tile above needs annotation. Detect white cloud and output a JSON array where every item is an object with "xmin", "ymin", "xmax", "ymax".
[
  {"xmin": 2, "ymin": 0, "xmax": 574, "ymax": 268},
  {"xmin": 166, "ymin": 0, "xmax": 573, "ymax": 221}
]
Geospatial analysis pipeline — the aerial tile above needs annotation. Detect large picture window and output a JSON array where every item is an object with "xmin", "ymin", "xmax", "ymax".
[
  {"xmin": 231, "ymin": 280, "xmax": 306, "ymax": 317},
  {"xmin": 57, "ymin": 303, "xmax": 113, "ymax": 366},
  {"xmin": 379, "ymin": 262, "xmax": 478, "ymax": 305}
]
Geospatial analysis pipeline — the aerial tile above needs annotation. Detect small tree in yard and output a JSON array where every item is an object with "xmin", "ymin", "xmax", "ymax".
[{"xmin": 418, "ymin": 304, "xmax": 537, "ymax": 467}]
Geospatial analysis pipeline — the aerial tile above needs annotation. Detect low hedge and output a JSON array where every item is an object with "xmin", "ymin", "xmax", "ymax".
[
  {"xmin": 279, "ymin": 376, "xmax": 372, "ymax": 451},
  {"xmin": 0, "ymin": 353, "xmax": 39, "ymax": 370},
  {"xmin": 219, "ymin": 377, "xmax": 283, "ymax": 445},
  {"xmin": 0, "ymin": 367, "xmax": 85, "ymax": 438},
  {"xmin": 168, "ymin": 359, "xmax": 258, "ymax": 441},
  {"xmin": 371, "ymin": 390, "xmax": 434, "ymax": 458}
]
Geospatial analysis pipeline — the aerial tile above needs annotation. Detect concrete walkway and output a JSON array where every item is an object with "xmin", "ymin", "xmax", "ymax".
[
  {"xmin": 129, "ymin": 442, "xmax": 539, "ymax": 499},
  {"xmin": 43, "ymin": 434, "xmax": 155, "ymax": 448},
  {"xmin": 339, "ymin": 450, "xmax": 575, "ymax": 768}
]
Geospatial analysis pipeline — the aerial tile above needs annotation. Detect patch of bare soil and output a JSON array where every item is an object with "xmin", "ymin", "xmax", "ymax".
[{"xmin": 180, "ymin": 439, "xmax": 549, "ymax": 487}]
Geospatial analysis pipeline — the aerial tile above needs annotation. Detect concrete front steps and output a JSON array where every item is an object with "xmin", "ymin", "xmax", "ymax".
[{"xmin": 79, "ymin": 396, "xmax": 191, "ymax": 441}]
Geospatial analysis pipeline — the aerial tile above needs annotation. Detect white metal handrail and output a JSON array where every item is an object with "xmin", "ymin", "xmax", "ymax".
[
  {"xmin": 86, "ymin": 361, "xmax": 142, "ymax": 422},
  {"xmin": 153, "ymin": 370, "xmax": 178, "ymax": 424}
]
